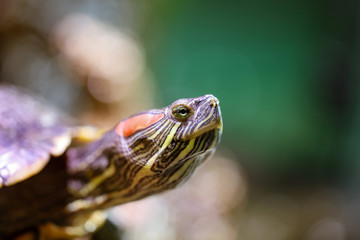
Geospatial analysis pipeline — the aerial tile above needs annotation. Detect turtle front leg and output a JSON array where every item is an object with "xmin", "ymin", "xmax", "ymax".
[{"xmin": 38, "ymin": 211, "xmax": 106, "ymax": 240}]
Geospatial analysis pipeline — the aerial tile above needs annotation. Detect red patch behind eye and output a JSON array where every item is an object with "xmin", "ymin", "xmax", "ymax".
[{"xmin": 115, "ymin": 113, "xmax": 164, "ymax": 137}]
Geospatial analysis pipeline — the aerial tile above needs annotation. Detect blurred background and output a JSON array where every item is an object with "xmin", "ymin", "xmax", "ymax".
[{"xmin": 0, "ymin": 0, "xmax": 359, "ymax": 239}]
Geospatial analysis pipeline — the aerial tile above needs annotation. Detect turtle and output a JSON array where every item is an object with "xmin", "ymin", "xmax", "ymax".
[{"xmin": 0, "ymin": 85, "xmax": 222, "ymax": 239}]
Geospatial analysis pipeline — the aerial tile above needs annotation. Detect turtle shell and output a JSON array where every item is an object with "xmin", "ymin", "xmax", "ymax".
[{"xmin": 0, "ymin": 86, "xmax": 73, "ymax": 188}]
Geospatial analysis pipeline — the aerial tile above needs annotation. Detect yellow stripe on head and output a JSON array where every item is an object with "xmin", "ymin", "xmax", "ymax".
[{"xmin": 144, "ymin": 122, "xmax": 181, "ymax": 168}]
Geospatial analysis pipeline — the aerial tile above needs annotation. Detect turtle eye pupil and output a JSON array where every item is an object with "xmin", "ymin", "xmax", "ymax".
[
  {"xmin": 172, "ymin": 105, "xmax": 191, "ymax": 121},
  {"xmin": 179, "ymin": 109, "xmax": 187, "ymax": 115}
]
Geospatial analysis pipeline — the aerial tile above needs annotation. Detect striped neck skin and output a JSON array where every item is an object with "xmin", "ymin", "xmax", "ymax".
[{"xmin": 66, "ymin": 94, "xmax": 222, "ymax": 213}]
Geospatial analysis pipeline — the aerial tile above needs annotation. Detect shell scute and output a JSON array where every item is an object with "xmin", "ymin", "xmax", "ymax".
[{"xmin": 0, "ymin": 86, "xmax": 72, "ymax": 187}]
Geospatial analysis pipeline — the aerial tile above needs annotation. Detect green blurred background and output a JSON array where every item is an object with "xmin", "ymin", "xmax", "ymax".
[
  {"xmin": 145, "ymin": 0, "xmax": 359, "ymax": 183},
  {"xmin": 0, "ymin": 0, "xmax": 359, "ymax": 239},
  {"xmin": 142, "ymin": 1, "xmax": 359, "ymax": 186}
]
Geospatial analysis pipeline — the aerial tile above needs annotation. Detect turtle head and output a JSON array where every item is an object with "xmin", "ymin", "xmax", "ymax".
[
  {"xmin": 108, "ymin": 95, "xmax": 222, "ymax": 202},
  {"xmin": 67, "ymin": 95, "xmax": 222, "ymax": 209}
]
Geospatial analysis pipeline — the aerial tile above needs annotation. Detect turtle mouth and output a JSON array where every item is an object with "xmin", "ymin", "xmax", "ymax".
[{"xmin": 186, "ymin": 122, "xmax": 222, "ymax": 140}]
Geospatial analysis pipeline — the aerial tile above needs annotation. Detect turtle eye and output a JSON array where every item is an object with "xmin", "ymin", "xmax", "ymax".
[{"xmin": 172, "ymin": 105, "xmax": 191, "ymax": 122}]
